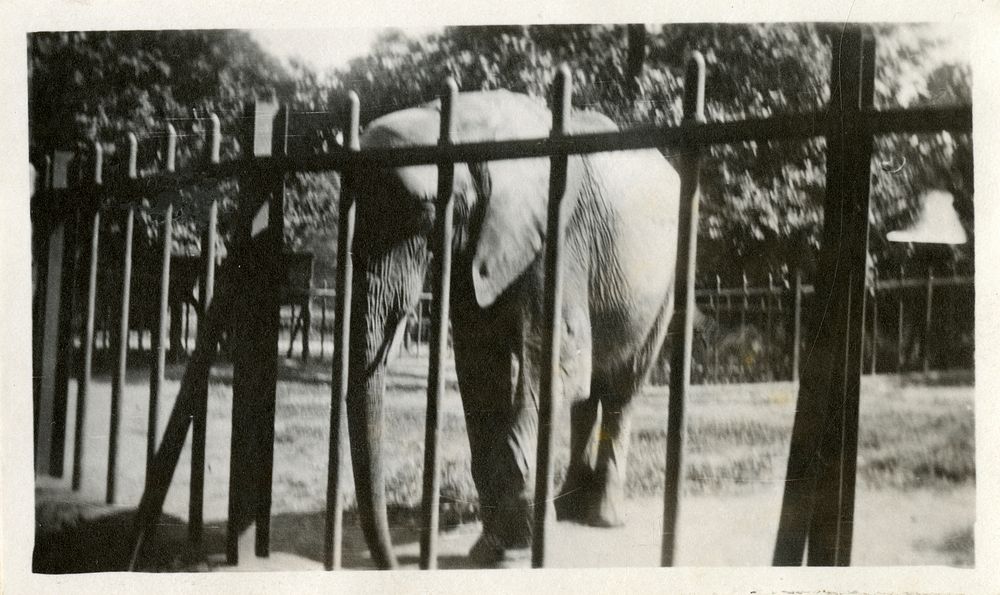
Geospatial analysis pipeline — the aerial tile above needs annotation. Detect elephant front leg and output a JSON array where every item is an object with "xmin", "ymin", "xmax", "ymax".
[
  {"xmin": 554, "ymin": 396, "xmax": 601, "ymax": 523},
  {"xmin": 466, "ymin": 364, "xmax": 539, "ymax": 568}
]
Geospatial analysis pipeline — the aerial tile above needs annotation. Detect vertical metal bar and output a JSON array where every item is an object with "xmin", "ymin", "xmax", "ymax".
[
  {"xmin": 714, "ymin": 275, "xmax": 721, "ymax": 382},
  {"xmin": 149, "ymin": 124, "xmax": 176, "ymax": 478},
  {"xmin": 626, "ymin": 24, "xmax": 647, "ymax": 102},
  {"xmin": 190, "ymin": 193, "xmax": 217, "ymax": 547},
  {"xmin": 72, "ymin": 143, "xmax": 103, "ymax": 490},
  {"xmin": 416, "ymin": 296, "xmax": 423, "ymax": 355},
  {"xmin": 320, "ymin": 281, "xmax": 327, "ymax": 360},
  {"xmin": 531, "ymin": 64, "xmax": 572, "ymax": 569},
  {"xmin": 767, "ymin": 272, "xmax": 774, "ymax": 376},
  {"xmin": 741, "ymin": 271, "xmax": 748, "ymax": 333},
  {"xmin": 871, "ymin": 269, "xmax": 879, "ymax": 375},
  {"xmin": 792, "ymin": 268, "xmax": 802, "ymax": 381},
  {"xmin": 420, "ymin": 78, "xmax": 458, "ymax": 570},
  {"xmin": 325, "ymin": 92, "xmax": 360, "ymax": 571},
  {"xmin": 108, "ymin": 133, "xmax": 138, "ymax": 504},
  {"xmin": 208, "ymin": 113, "xmax": 222, "ymax": 165},
  {"xmin": 923, "ymin": 265, "xmax": 934, "ymax": 374},
  {"xmin": 660, "ymin": 51, "xmax": 706, "ymax": 567},
  {"xmin": 898, "ymin": 265, "xmax": 905, "ymax": 374},
  {"xmin": 147, "ymin": 210, "xmax": 171, "ymax": 473}
]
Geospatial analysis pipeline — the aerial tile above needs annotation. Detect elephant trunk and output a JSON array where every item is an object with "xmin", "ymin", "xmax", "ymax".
[
  {"xmin": 346, "ymin": 240, "xmax": 426, "ymax": 570},
  {"xmin": 347, "ymin": 342, "xmax": 397, "ymax": 569}
]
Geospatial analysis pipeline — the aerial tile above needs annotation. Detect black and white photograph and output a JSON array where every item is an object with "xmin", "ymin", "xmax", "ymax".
[{"xmin": 2, "ymin": 1, "xmax": 999, "ymax": 593}]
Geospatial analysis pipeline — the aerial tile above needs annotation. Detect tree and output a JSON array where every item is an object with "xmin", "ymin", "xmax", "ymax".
[
  {"xmin": 29, "ymin": 30, "xmax": 291, "ymax": 253},
  {"xmin": 322, "ymin": 24, "xmax": 970, "ymax": 285}
]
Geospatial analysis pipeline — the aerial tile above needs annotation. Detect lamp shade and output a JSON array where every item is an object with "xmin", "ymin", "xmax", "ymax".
[{"xmin": 887, "ymin": 190, "xmax": 967, "ymax": 244}]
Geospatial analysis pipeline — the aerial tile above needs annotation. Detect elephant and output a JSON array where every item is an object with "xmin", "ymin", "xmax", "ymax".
[{"xmin": 346, "ymin": 89, "xmax": 680, "ymax": 568}]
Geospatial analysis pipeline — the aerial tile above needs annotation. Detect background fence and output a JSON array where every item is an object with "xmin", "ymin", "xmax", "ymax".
[{"xmin": 252, "ymin": 266, "xmax": 974, "ymax": 384}]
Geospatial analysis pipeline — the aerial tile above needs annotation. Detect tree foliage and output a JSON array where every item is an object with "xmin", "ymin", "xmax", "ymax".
[
  {"xmin": 28, "ymin": 25, "xmax": 972, "ymax": 286},
  {"xmin": 323, "ymin": 24, "xmax": 971, "ymax": 285},
  {"xmin": 29, "ymin": 30, "xmax": 295, "ymax": 258}
]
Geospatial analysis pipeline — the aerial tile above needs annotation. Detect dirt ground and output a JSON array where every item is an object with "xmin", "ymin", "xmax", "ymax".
[{"xmin": 33, "ymin": 352, "xmax": 975, "ymax": 572}]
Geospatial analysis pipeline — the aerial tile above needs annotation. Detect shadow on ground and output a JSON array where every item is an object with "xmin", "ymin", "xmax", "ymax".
[{"xmin": 34, "ymin": 489, "xmax": 479, "ymax": 573}]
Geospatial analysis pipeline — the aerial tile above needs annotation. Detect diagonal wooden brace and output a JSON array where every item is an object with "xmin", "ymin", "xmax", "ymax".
[{"xmin": 127, "ymin": 261, "xmax": 238, "ymax": 570}]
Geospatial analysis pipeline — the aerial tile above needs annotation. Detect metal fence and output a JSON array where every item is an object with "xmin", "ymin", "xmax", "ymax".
[
  {"xmin": 292, "ymin": 267, "xmax": 974, "ymax": 384},
  {"xmin": 30, "ymin": 24, "xmax": 971, "ymax": 571}
]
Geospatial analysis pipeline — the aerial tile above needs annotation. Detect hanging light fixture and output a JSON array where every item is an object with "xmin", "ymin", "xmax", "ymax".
[{"xmin": 887, "ymin": 190, "xmax": 968, "ymax": 244}]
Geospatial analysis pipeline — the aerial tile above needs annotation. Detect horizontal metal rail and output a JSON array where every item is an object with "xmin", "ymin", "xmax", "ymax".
[{"xmin": 32, "ymin": 105, "xmax": 971, "ymax": 216}]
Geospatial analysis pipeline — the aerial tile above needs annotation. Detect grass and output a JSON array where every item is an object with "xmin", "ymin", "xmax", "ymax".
[
  {"xmin": 59, "ymin": 351, "xmax": 975, "ymax": 514},
  {"xmin": 37, "ymin": 350, "xmax": 975, "ymax": 569}
]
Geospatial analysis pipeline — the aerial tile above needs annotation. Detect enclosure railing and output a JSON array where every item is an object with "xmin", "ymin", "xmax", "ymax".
[
  {"xmin": 30, "ymin": 24, "xmax": 972, "ymax": 571},
  {"xmin": 301, "ymin": 270, "xmax": 973, "ymax": 382}
]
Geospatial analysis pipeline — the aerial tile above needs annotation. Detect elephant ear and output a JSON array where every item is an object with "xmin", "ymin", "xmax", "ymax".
[
  {"xmin": 469, "ymin": 104, "xmax": 618, "ymax": 308},
  {"xmin": 470, "ymin": 157, "xmax": 551, "ymax": 308}
]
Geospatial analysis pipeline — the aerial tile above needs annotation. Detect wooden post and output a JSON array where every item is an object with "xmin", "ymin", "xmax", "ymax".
[
  {"xmin": 129, "ymin": 260, "xmax": 234, "ymax": 570},
  {"xmin": 107, "ymin": 134, "xmax": 138, "ymax": 504},
  {"xmin": 72, "ymin": 143, "xmax": 103, "ymax": 490},
  {"xmin": 773, "ymin": 26, "xmax": 875, "ymax": 566},
  {"xmin": 325, "ymin": 92, "xmax": 360, "ymax": 571},
  {"xmin": 660, "ymin": 51, "xmax": 705, "ymax": 567},
  {"xmin": 36, "ymin": 150, "xmax": 77, "ymax": 477},
  {"xmin": 148, "ymin": 124, "xmax": 176, "ymax": 479},
  {"xmin": 792, "ymin": 268, "xmax": 802, "ymax": 381},
  {"xmin": 227, "ymin": 97, "xmax": 287, "ymax": 564},
  {"xmin": 420, "ymin": 78, "xmax": 458, "ymax": 570},
  {"xmin": 32, "ymin": 155, "xmax": 52, "ymax": 455},
  {"xmin": 531, "ymin": 64, "xmax": 573, "ymax": 568}
]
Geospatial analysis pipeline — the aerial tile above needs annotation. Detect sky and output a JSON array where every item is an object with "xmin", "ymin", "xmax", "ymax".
[{"xmin": 251, "ymin": 27, "xmax": 442, "ymax": 73}]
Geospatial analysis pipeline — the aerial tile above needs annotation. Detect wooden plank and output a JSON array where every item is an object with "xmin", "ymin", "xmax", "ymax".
[
  {"xmin": 773, "ymin": 25, "xmax": 876, "ymax": 566},
  {"xmin": 804, "ymin": 29, "xmax": 876, "ymax": 566},
  {"xmin": 37, "ymin": 150, "xmax": 76, "ymax": 476},
  {"xmin": 149, "ymin": 124, "xmax": 176, "ymax": 479},
  {"xmin": 227, "ymin": 98, "xmax": 287, "ymax": 564},
  {"xmin": 128, "ymin": 262, "xmax": 233, "ymax": 570}
]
